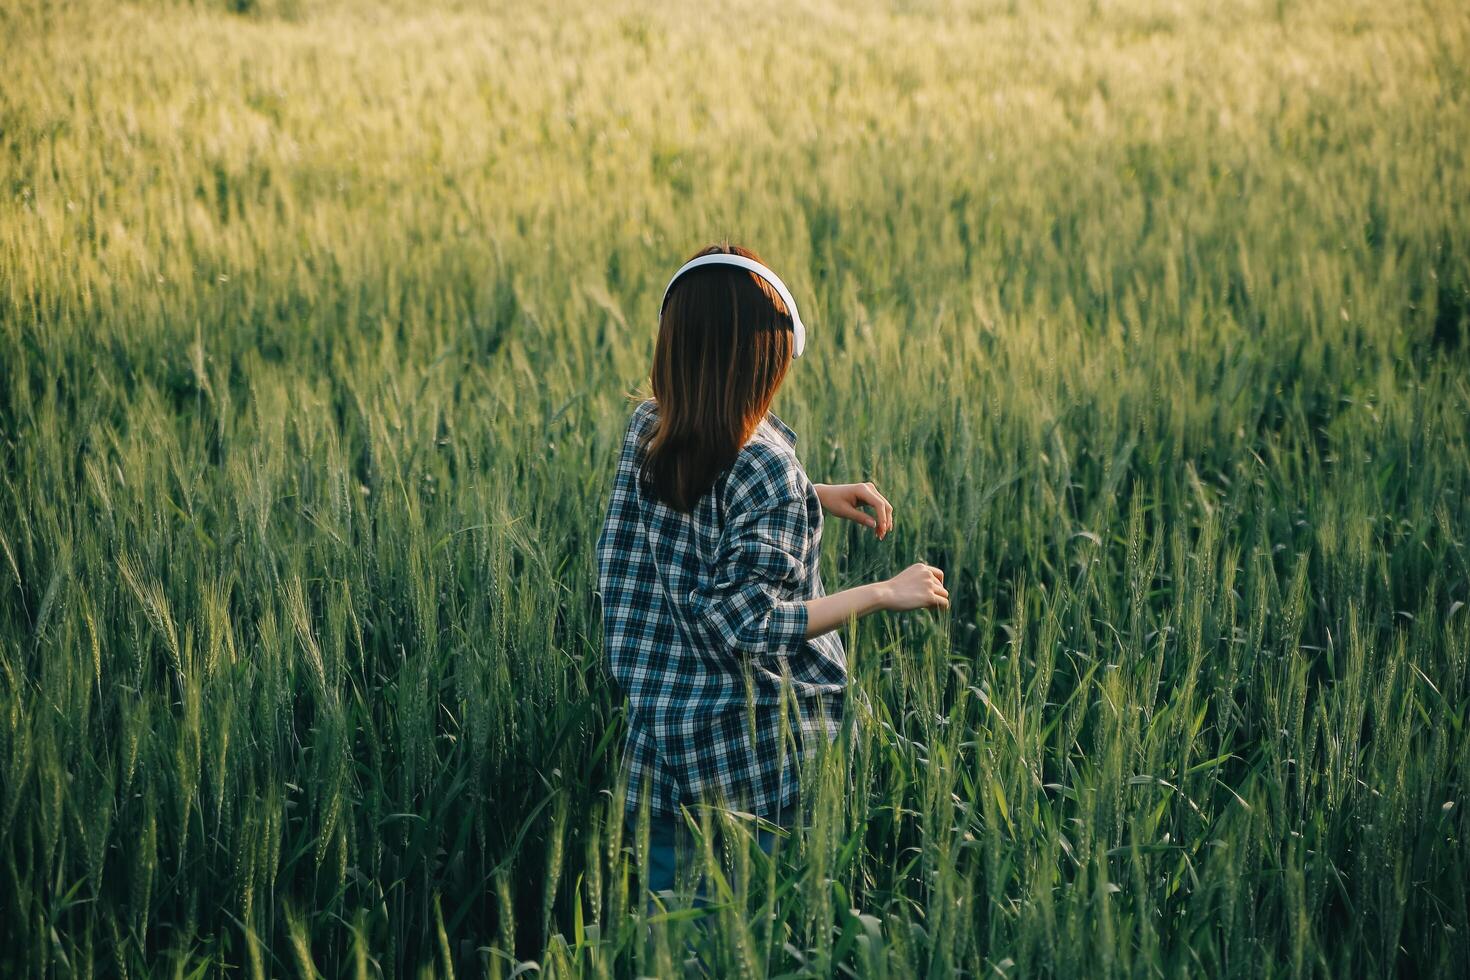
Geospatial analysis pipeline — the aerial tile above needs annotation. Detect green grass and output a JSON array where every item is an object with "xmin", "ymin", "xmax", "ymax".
[{"xmin": 2, "ymin": 0, "xmax": 1469, "ymax": 975}]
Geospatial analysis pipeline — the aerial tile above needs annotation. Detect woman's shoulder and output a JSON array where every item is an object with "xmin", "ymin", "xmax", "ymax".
[{"xmin": 731, "ymin": 425, "xmax": 806, "ymax": 505}]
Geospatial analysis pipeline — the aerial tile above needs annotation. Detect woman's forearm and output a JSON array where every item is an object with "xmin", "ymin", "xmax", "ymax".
[{"xmin": 802, "ymin": 582, "xmax": 891, "ymax": 639}]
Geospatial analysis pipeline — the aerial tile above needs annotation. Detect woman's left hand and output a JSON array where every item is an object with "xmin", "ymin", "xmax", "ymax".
[{"xmin": 814, "ymin": 482, "xmax": 893, "ymax": 540}]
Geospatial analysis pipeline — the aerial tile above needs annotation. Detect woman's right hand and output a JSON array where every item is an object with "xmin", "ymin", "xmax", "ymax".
[{"xmin": 882, "ymin": 562, "xmax": 949, "ymax": 611}]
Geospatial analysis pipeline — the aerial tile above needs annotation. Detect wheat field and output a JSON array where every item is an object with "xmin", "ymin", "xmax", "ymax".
[{"xmin": 2, "ymin": 0, "xmax": 1468, "ymax": 976}]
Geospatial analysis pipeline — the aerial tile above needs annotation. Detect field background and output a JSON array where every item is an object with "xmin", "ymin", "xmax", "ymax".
[{"xmin": 3, "ymin": 0, "xmax": 1469, "ymax": 975}]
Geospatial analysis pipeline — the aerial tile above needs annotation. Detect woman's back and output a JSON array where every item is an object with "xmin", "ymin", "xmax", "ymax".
[{"xmin": 595, "ymin": 397, "xmax": 847, "ymax": 819}]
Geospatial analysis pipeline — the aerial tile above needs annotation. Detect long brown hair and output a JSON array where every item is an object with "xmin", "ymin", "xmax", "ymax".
[{"xmin": 636, "ymin": 242, "xmax": 796, "ymax": 512}]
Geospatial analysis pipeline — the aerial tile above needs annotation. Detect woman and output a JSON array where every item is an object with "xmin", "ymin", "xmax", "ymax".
[{"xmin": 594, "ymin": 241, "xmax": 949, "ymax": 910}]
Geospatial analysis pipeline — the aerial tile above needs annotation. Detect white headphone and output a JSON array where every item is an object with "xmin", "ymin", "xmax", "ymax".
[{"xmin": 659, "ymin": 253, "xmax": 807, "ymax": 358}]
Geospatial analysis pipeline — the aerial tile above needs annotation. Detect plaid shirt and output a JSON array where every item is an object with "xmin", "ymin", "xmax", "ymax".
[{"xmin": 595, "ymin": 398, "xmax": 848, "ymax": 819}]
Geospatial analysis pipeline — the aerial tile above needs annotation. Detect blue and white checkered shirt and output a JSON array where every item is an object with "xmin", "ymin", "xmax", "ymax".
[{"xmin": 595, "ymin": 397, "xmax": 848, "ymax": 819}]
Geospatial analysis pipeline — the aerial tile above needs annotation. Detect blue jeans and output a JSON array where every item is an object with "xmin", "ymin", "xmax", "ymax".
[{"xmin": 643, "ymin": 803, "xmax": 795, "ymax": 913}]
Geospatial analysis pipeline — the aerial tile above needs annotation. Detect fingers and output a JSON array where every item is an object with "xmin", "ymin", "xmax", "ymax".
[
  {"xmin": 860, "ymin": 481, "xmax": 893, "ymax": 539},
  {"xmin": 929, "ymin": 565, "xmax": 947, "ymax": 608}
]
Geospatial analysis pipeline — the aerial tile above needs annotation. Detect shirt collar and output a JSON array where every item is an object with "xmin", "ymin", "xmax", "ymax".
[{"xmin": 764, "ymin": 409, "xmax": 797, "ymax": 447}]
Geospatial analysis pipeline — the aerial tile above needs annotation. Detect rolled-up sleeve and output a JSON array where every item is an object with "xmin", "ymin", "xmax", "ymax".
[{"xmin": 685, "ymin": 460, "xmax": 811, "ymax": 662}]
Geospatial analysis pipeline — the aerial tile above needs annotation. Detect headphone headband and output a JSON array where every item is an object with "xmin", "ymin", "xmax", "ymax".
[{"xmin": 659, "ymin": 253, "xmax": 807, "ymax": 358}]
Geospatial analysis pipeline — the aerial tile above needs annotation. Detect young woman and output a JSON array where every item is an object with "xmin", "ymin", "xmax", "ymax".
[{"xmin": 594, "ymin": 242, "xmax": 949, "ymax": 909}]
